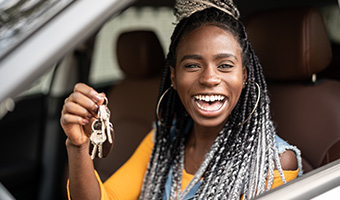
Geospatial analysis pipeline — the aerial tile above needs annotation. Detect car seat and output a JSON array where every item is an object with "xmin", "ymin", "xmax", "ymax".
[
  {"xmin": 245, "ymin": 7, "xmax": 340, "ymax": 173},
  {"xmin": 93, "ymin": 30, "xmax": 164, "ymax": 181},
  {"xmin": 320, "ymin": 43, "xmax": 340, "ymax": 81}
]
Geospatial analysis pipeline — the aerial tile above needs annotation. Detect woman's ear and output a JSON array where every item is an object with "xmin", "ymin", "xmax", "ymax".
[
  {"xmin": 170, "ymin": 66, "xmax": 177, "ymax": 90},
  {"xmin": 242, "ymin": 66, "xmax": 248, "ymax": 88}
]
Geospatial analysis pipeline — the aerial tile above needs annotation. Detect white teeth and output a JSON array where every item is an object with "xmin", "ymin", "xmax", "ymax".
[
  {"xmin": 195, "ymin": 101, "xmax": 223, "ymax": 111},
  {"xmin": 194, "ymin": 95, "xmax": 225, "ymax": 102},
  {"xmin": 195, "ymin": 101, "xmax": 206, "ymax": 110}
]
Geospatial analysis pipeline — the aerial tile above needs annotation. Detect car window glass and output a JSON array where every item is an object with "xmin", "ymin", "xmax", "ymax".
[
  {"xmin": 321, "ymin": 4, "xmax": 340, "ymax": 44},
  {"xmin": 16, "ymin": 65, "xmax": 55, "ymax": 98},
  {"xmin": 89, "ymin": 6, "xmax": 175, "ymax": 85},
  {"xmin": 16, "ymin": 51, "xmax": 78, "ymax": 98}
]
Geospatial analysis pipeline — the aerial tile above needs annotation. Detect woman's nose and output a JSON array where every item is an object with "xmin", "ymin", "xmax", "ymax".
[{"xmin": 199, "ymin": 67, "xmax": 221, "ymax": 87}]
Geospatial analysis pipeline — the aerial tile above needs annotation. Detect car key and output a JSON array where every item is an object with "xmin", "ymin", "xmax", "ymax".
[
  {"xmin": 89, "ymin": 97, "xmax": 114, "ymax": 159},
  {"xmin": 90, "ymin": 120, "xmax": 102, "ymax": 158},
  {"xmin": 98, "ymin": 98, "xmax": 113, "ymax": 144}
]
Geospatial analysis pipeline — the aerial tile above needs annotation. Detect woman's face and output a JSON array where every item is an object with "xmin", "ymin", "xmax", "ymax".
[{"xmin": 171, "ymin": 24, "xmax": 247, "ymax": 130}]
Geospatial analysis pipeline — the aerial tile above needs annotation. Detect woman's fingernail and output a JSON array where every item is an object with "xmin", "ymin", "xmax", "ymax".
[
  {"xmin": 82, "ymin": 119, "xmax": 89, "ymax": 125},
  {"xmin": 93, "ymin": 105, "xmax": 99, "ymax": 114},
  {"xmin": 94, "ymin": 95, "xmax": 102, "ymax": 103},
  {"xmin": 87, "ymin": 113, "xmax": 93, "ymax": 119},
  {"xmin": 90, "ymin": 91, "xmax": 102, "ymax": 103}
]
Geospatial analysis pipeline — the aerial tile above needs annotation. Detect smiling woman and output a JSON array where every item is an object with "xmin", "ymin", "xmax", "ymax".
[
  {"xmin": 60, "ymin": 1, "xmax": 302, "ymax": 200},
  {"xmin": 171, "ymin": 25, "xmax": 246, "ymax": 130},
  {"xmin": 140, "ymin": 3, "xmax": 301, "ymax": 199}
]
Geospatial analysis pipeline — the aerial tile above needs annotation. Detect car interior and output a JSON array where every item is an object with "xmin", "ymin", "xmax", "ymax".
[
  {"xmin": 0, "ymin": 0, "xmax": 339, "ymax": 199},
  {"xmin": 245, "ymin": 6, "xmax": 340, "ymax": 173},
  {"xmin": 93, "ymin": 30, "xmax": 164, "ymax": 181}
]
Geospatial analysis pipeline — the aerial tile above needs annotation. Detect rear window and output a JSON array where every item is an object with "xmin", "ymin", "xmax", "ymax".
[
  {"xmin": 89, "ymin": 6, "xmax": 175, "ymax": 85},
  {"xmin": 321, "ymin": 4, "xmax": 340, "ymax": 44}
]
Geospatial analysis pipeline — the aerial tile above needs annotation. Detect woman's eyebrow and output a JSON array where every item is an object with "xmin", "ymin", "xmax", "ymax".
[
  {"xmin": 179, "ymin": 53, "xmax": 238, "ymax": 63},
  {"xmin": 214, "ymin": 53, "xmax": 238, "ymax": 61},
  {"xmin": 179, "ymin": 54, "xmax": 202, "ymax": 63}
]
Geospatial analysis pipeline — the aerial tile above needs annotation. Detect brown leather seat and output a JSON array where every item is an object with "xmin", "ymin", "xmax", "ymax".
[
  {"xmin": 245, "ymin": 7, "xmax": 340, "ymax": 173},
  {"xmin": 320, "ymin": 44, "xmax": 340, "ymax": 81},
  {"xmin": 94, "ymin": 30, "xmax": 164, "ymax": 181}
]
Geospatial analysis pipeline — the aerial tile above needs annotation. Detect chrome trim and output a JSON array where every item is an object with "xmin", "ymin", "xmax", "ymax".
[{"xmin": 255, "ymin": 159, "xmax": 340, "ymax": 199}]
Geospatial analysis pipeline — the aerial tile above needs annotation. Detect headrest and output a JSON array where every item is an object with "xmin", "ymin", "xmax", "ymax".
[
  {"xmin": 116, "ymin": 30, "xmax": 165, "ymax": 79},
  {"xmin": 245, "ymin": 7, "xmax": 332, "ymax": 81}
]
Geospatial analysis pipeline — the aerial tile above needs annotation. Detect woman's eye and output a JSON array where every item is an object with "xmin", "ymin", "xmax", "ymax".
[
  {"xmin": 218, "ymin": 64, "xmax": 233, "ymax": 69},
  {"xmin": 184, "ymin": 64, "xmax": 199, "ymax": 69}
]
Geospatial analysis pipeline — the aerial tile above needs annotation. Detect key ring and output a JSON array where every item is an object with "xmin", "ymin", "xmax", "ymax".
[{"xmin": 89, "ymin": 97, "xmax": 114, "ymax": 159}]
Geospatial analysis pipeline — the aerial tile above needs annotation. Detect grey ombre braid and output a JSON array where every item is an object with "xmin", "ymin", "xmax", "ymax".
[{"xmin": 139, "ymin": 5, "xmax": 286, "ymax": 200}]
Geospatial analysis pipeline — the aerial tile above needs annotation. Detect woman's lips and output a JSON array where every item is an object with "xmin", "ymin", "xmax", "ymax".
[{"xmin": 194, "ymin": 94, "xmax": 226, "ymax": 112}]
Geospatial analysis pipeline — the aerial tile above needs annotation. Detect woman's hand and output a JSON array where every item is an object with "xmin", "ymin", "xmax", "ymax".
[{"xmin": 61, "ymin": 83, "xmax": 105, "ymax": 147}]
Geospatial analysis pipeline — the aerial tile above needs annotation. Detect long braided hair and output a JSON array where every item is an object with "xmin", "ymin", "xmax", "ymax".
[{"xmin": 139, "ymin": 7, "xmax": 285, "ymax": 200}]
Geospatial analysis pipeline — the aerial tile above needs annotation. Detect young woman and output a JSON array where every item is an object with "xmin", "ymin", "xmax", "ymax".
[{"xmin": 61, "ymin": 1, "xmax": 302, "ymax": 199}]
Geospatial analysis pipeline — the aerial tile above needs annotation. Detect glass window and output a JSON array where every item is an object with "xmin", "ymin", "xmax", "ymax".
[
  {"xmin": 89, "ymin": 6, "xmax": 176, "ymax": 85},
  {"xmin": 321, "ymin": 4, "xmax": 340, "ymax": 44}
]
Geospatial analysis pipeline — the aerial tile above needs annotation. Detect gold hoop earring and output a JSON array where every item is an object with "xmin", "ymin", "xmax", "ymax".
[
  {"xmin": 238, "ymin": 80, "xmax": 261, "ymax": 126},
  {"xmin": 156, "ymin": 85, "xmax": 172, "ymax": 128}
]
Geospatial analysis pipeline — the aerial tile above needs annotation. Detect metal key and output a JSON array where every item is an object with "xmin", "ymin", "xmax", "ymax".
[
  {"xmin": 90, "ymin": 140, "xmax": 98, "ymax": 160},
  {"xmin": 89, "ymin": 97, "xmax": 114, "ymax": 159},
  {"xmin": 98, "ymin": 98, "xmax": 113, "ymax": 144},
  {"xmin": 90, "ymin": 120, "xmax": 100, "ymax": 159},
  {"xmin": 90, "ymin": 133, "xmax": 106, "ymax": 159},
  {"xmin": 95, "ymin": 131, "xmax": 106, "ymax": 158},
  {"xmin": 90, "ymin": 120, "xmax": 107, "ymax": 159},
  {"xmin": 107, "ymin": 122, "xmax": 113, "ymax": 143}
]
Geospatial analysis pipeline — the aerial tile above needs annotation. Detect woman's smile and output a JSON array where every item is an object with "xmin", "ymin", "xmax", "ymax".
[{"xmin": 193, "ymin": 94, "xmax": 226, "ymax": 113}]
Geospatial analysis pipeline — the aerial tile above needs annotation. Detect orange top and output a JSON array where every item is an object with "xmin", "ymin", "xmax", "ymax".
[{"xmin": 67, "ymin": 130, "xmax": 299, "ymax": 199}]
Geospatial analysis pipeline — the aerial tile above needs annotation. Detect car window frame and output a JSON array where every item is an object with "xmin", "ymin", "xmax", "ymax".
[
  {"xmin": 254, "ymin": 159, "xmax": 340, "ymax": 199},
  {"xmin": 0, "ymin": 0, "xmax": 136, "ymax": 105}
]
